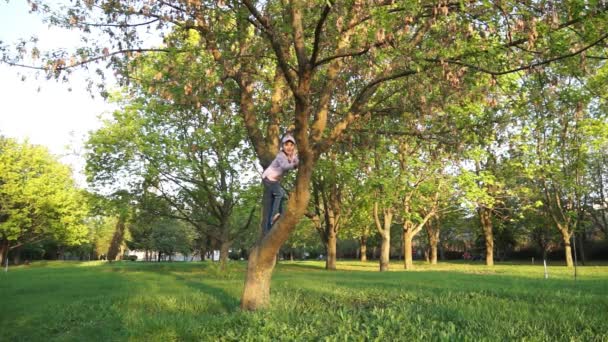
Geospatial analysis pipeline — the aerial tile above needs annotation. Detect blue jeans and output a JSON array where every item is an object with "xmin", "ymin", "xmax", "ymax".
[{"xmin": 262, "ymin": 178, "xmax": 285, "ymax": 234}]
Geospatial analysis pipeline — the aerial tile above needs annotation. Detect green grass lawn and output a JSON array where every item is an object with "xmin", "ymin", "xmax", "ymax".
[{"xmin": 1, "ymin": 260, "xmax": 607, "ymax": 341}]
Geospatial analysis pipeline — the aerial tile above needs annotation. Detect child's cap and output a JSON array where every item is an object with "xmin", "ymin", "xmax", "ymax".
[{"xmin": 282, "ymin": 133, "xmax": 296, "ymax": 145}]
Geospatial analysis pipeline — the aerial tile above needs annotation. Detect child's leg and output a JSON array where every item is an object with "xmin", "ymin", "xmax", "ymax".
[
  {"xmin": 270, "ymin": 183, "xmax": 286, "ymax": 221},
  {"xmin": 261, "ymin": 180, "xmax": 274, "ymax": 234}
]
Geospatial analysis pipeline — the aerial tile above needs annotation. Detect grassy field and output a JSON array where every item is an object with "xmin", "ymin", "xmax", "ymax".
[{"xmin": 1, "ymin": 260, "xmax": 607, "ymax": 341}]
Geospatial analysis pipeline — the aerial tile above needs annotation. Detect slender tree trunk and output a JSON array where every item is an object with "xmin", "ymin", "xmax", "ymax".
[
  {"xmin": 57, "ymin": 246, "xmax": 65, "ymax": 260},
  {"xmin": 326, "ymin": 229, "xmax": 337, "ymax": 270},
  {"xmin": 322, "ymin": 179, "xmax": 340, "ymax": 271},
  {"xmin": 374, "ymin": 203, "xmax": 393, "ymax": 272},
  {"xmin": 577, "ymin": 231, "xmax": 587, "ymax": 265},
  {"xmin": 359, "ymin": 236, "xmax": 367, "ymax": 262},
  {"xmin": 107, "ymin": 216, "xmax": 126, "ymax": 261},
  {"xmin": 0, "ymin": 238, "xmax": 8, "ymax": 266},
  {"xmin": 379, "ymin": 234, "xmax": 390, "ymax": 272},
  {"xmin": 403, "ymin": 232, "xmax": 414, "ymax": 270},
  {"xmin": 559, "ymin": 227, "xmax": 574, "ymax": 267},
  {"xmin": 12, "ymin": 246, "xmax": 21, "ymax": 265},
  {"xmin": 428, "ymin": 228, "xmax": 439, "ymax": 265},
  {"xmin": 425, "ymin": 217, "xmax": 440, "ymax": 265},
  {"xmin": 219, "ymin": 240, "xmax": 231, "ymax": 270},
  {"xmin": 479, "ymin": 207, "xmax": 494, "ymax": 266}
]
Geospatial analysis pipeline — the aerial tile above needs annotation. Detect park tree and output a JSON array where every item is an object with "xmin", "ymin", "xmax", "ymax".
[
  {"xmin": 0, "ymin": 137, "xmax": 88, "ymax": 265},
  {"xmin": 342, "ymin": 180, "xmax": 374, "ymax": 262},
  {"xmin": 396, "ymin": 137, "xmax": 447, "ymax": 269},
  {"xmin": 149, "ymin": 218, "xmax": 196, "ymax": 261},
  {"xmin": 309, "ymin": 147, "xmax": 361, "ymax": 270},
  {"xmin": 583, "ymin": 65, "xmax": 608, "ymax": 241},
  {"xmin": 3, "ymin": 0, "xmax": 607, "ymax": 309},
  {"xmin": 86, "ymin": 64, "xmax": 259, "ymax": 267},
  {"xmin": 515, "ymin": 68, "xmax": 603, "ymax": 267}
]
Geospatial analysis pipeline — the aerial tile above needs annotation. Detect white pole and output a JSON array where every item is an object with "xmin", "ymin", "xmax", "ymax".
[{"xmin": 543, "ymin": 259, "xmax": 548, "ymax": 279}]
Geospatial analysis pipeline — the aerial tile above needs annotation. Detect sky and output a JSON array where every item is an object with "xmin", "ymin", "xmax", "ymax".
[{"xmin": 0, "ymin": 1, "xmax": 115, "ymax": 187}]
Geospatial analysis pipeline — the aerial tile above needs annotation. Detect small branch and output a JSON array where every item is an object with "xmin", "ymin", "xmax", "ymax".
[
  {"xmin": 2, "ymin": 48, "xmax": 171, "ymax": 73},
  {"xmin": 426, "ymin": 32, "xmax": 608, "ymax": 76},
  {"xmin": 77, "ymin": 19, "xmax": 160, "ymax": 28},
  {"xmin": 310, "ymin": 4, "xmax": 332, "ymax": 65}
]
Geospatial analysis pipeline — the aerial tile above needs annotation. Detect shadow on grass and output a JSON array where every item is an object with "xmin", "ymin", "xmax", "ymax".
[{"xmin": 170, "ymin": 273, "xmax": 241, "ymax": 313}]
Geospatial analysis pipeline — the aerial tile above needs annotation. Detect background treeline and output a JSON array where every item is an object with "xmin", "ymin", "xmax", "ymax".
[{"xmin": 2, "ymin": 57, "xmax": 607, "ymax": 268}]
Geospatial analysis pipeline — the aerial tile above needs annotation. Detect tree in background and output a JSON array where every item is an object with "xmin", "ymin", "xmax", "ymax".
[{"xmin": 0, "ymin": 137, "xmax": 88, "ymax": 265}]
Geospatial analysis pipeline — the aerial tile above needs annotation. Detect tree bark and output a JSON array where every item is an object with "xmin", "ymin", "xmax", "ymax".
[
  {"xmin": 479, "ymin": 206, "xmax": 494, "ymax": 266},
  {"xmin": 426, "ymin": 221, "xmax": 440, "ymax": 265},
  {"xmin": 320, "ymin": 172, "xmax": 340, "ymax": 271},
  {"xmin": 326, "ymin": 229, "xmax": 337, "ymax": 270},
  {"xmin": 403, "ymin": 232, "xmax": 414, "ymax": 270},
  {"xmin": 107, "ymin": 215, "xmax": 126, "ymax": 261},
  {"xmin": 379, "ymin": 234, "xmax": 390, "ymax": 272},
  {"xmin": 559, "ymin": 227, "xmax": 574, "ymax": 267},
  {"xmin": 12, "ymin": 246, "xmax": 21, "ymax": 265},
  {"xmin": 0, "ymin": 238, "xmax": 8, "ymax": 266},
  {"xmin": 576, "ymin": 231, "xmax": 587, "ymax": 265},
  {"xmin": 374, "ymin": 202, "xmax": 393, "ymax": 272},
  {"xmin": 219, "ymin": 240, "xmax": 231, "ymax": 270},
  {"xmin": 359, "ymin": 236, "xmax": 367, "ymax": 262}
]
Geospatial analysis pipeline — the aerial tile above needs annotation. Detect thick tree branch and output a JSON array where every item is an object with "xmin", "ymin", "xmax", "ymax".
[{"xmin": 289, "ymin": 1, "xmax": 308, "ymax": 71}]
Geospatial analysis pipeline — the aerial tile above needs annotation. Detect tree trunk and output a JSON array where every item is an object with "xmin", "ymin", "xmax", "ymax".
[
  {"xmin": 379, "ymin": 234, "xmax": 390, "ymax": 272},
  {"xmin": 57, "ymin": 246, "xmax": 65, "ymax": 260},
  {"xmin": 12, "ymin": 246, "xmax": 21, "ymax": 265},
  {"xmin": 0, "ymin": 239, "xmax": 8, "ymax": 267},
  {"xmin": 241, "ymin": 245, "xmax": 276, "ymax": 310},
  {"xmin": 107, "ymin": 216, "xmax": 126, "ymax": 261},
  {"xmin": 374, "ymin": 203, "xmax": 393, "ymax": 272},
  {"xmin": 240, "ymin": 159, "xmax": 312, "ymax": 310},
  {"xmin": 479, "ymin": 206, "xmax": 494, "ymax": 266},
  {"xmin": 577, "ymin": 232, "xmax": 587, "ymax": 265},
  {"xmin": 219, "ymin": 240, "xmax": 231, "ymax": 270},
  {"xmin": 326, "ymin": 229, "xmax": 337, "ymax": 270},
  {"xmin": 429, "ymin": 230, "xmax": 439, "ymax": 265},
  {"xmin": 560, "ymin": 228, "xmax": 574, "ymax": 267},
  {"xmin": 426, "ymin": 218, "xmax": 440, "ymax": 265},
  {"xmin": 359, "ymin": 236, "xmax": 367, "ymax": 262},
  {"xmin": 403, "ymin": 232, "xmax": 414, "ymax": 270}
]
